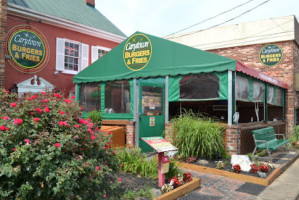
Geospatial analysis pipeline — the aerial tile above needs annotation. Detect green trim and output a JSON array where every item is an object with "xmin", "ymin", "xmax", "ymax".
[
  {"xmin": 169, "ymin": 75, "xmax": 182, "ymax": 102},
  {"xmin": 216, "ymin": 71, "xmax": 228, "ymax": 100},
  {"xmin": 179, "ymin": 98, "xmax": 220, "ymax": 102},
  {"xmin": 102, "ymin": 113, "xmax": 133, "ymax": 120}
]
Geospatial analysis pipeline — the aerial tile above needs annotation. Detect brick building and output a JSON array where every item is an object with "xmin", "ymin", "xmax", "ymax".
[
  {"xmin": 166, "ymin": 15, "xmax": 299, "ymax": 134},
  {"xmin": 0, "ymin": 0, "xmax": 125, "ymax": 95}
]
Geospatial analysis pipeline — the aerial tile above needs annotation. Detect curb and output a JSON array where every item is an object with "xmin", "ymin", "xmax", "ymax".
[
  {"xmin": 154, "ymin": 177, "xmax": 201, "ymax": 200},
  {"xmin": 178, "ymin": 153, "xmax": 299, "ymax": 186}
]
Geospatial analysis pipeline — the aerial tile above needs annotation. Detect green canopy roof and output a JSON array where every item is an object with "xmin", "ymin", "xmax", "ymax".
[{"xmin": 74, "ymin": 32, "xmax": 236, "ymax": 83}]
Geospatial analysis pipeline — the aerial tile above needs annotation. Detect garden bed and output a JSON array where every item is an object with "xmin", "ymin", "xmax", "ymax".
[{"xmin": 179, "ymin": 161, "xmax": 280, "ymax": 186}]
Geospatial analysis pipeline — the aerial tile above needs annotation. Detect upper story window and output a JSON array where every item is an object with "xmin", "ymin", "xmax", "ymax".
[
  {"xmin": 56, "ymin": 38, "xmax": 89, "ymax": 74},
  {"xmin": 91, "ymin": 46, "xmax": 111, "ymax": 63}
]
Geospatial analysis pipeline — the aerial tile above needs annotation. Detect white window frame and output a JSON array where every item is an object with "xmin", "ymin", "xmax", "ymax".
[
  {"xmin": 56, "ymin": 38, "xmax": 89, "ymax": 75},
  {"xmin": 91, "ymin": 45, "xmax": 111, "ymax": 63}
]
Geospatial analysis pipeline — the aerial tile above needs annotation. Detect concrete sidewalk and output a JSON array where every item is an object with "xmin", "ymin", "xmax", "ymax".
[{"xmin": 256, "ymin": 158, "xmax": 299, "ymax": 200}]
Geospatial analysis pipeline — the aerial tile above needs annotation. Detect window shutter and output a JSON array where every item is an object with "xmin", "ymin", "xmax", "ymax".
[
  {"xmin": 81, "ymin": 43, "xmax": 89, "ymax": 71},
  {"xmin": 91, "ymin": 46, "xmax": 98, "ymax": 63},
  {"xmin": 56, "ymin": 38, "xmax": 65, "ymax": 71}
]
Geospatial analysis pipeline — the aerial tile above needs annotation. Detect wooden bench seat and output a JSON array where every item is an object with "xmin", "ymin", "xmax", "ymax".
[{"xmin": 251, "ymin": 127, "xmax": 289, "ymax": 162}]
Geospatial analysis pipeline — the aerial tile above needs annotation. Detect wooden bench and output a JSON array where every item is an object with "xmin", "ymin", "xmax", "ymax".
[{"xmin": 251, "ymin": 127, "xmax": 289, "ymax": 162}]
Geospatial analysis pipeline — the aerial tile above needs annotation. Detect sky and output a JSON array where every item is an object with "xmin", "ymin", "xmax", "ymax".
[{"xmin": 95, "ymin": 0, "xmax": 299, "ymax": 37}]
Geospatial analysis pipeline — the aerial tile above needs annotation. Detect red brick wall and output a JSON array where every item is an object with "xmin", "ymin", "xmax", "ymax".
[
  {"xmin": 0, "ymin": 0, "xmax": 7, "ymax": 88},
  {"xmin": 208, "ymin": 41, "xmax": 297, "ymax": 133},
  {"xmin": 125, "ymin": 121, "xmax": 135, "ymax": 147},
  {"xmin": 5, "ymin": 14, "xmax": 120, "ymax": 94}
]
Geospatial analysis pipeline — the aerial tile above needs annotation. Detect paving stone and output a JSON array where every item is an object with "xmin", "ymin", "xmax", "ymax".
[{"xmin": 236, "ymin": 182, "xmax": 266, "ymax": 195}]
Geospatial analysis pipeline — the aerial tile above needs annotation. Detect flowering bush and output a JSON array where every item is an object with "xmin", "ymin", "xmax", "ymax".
[
  {"xmin": 170, "ymin": 176, "xmax": 183, "ymax": 188},
  {"xmin": 233, "ymin": 164, "xmax": 241, "ymax": 173},
  {"xmin": 0, "ymin": 90, "xmax": 120, "ymax": 199}
]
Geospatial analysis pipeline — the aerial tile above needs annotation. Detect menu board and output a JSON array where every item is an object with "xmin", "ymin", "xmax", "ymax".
[{"xmin": 142, "ymin": 137, "xmax": 177, "ymax": 153}]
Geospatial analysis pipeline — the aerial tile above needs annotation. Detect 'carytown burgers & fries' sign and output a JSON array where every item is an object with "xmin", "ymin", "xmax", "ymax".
[
  {"xmin": 6, "ymin": 25, "xmax": 49, "ymax": 73},
  {"xmin": 123, "ymin": 33, "xmax": 152, "ymax": 71}
]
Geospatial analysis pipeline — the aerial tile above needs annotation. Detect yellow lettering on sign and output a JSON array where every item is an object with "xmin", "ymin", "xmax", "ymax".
[{"xmin": 14, "ymin": 52, "xmax": 19, "ymax": 59}]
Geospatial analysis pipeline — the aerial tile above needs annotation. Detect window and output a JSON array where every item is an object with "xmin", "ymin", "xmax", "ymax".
[
  {"xmin": 91, "ymin": 46, "xmax": 111, "ymax": 63},
  {"xmin": 236, "ymin": 75, "xmax": 249, "ymax": 101},
  {"xmin": 79, "ymin": 83, "xmax": 101, "ymax": 112},
  {"xmin": 180, "ymin": 74, "xmax": 219, "ymax": 100},
  {"xmin": 56, "ymin": 38, "xmax": 89, "ymax": 74},
  {"xmin": 105, "ymin": 81, "xmax": 130, "ymax": 113}
]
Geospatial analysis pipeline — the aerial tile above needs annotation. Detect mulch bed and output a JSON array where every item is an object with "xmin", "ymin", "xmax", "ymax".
[
  {"xmin": 118, "ymin": 172, "xmax": 160, "ymax": 194},
  {"xmin": 185, "ymin": 158, "xmax": 275, "ymax": 178}
]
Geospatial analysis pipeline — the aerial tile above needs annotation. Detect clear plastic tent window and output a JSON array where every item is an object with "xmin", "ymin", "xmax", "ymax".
[
  {"xmin": 276, "ymin": 88, "xmax": 282, "ymax": 106},
  {"xmin": 79, "ymin": 83, "xmax": 101, "ymax": 112},
  {"xmin": 267, "ymin": 86, "xmax": 275, "ymax": 105},
  {"xmin": 179, "ymin": 74, "xmax": 219, "ymax": 100},
  {"xmin": 253, "ymin": 81, "xmax": 264, "ymax": 102},
  {"xmin": 236, "ymin": 75, "xmax": 249, "ymax": 101},
  {"xmin": 105, "ymin": 81, "xmax": 130, "ymax": 113}
]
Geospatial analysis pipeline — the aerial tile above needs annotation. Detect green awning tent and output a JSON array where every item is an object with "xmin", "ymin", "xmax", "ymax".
[
  {"xmin": 73, "ymin": 32, "xmax": 238, "ymax": 83},
  {"xmin": 74, "ymin": 32, "xmax": 288, "ymax": 124}
]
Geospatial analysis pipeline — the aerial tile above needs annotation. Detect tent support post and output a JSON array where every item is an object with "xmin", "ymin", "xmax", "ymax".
[
  {"xmin": 134, "ymin": 79, "xmax": 139, "ymax": 148},
  {"xmin": 228, "ymin": 71, "xmax": 233, "ymax": 125},
  {"xmin": 165, "ymin": 76, "xmax": 169, "ymax": 123},
  {"xmin": 264, "ymin": 83, "xmax": 268, "ymax": 122},
  {"xmin": 75, "ymin": 83, "xmax": 78, "ymax": 102}
]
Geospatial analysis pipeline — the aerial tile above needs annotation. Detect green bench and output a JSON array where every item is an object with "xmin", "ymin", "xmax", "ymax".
[{"xmin": 251, "ymin": 127, "xmax": 290, "ymax": 162}]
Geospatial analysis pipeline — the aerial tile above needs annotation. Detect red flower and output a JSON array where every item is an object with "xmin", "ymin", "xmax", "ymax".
[
  {"xmin": 259, "ymin": 164, "xmax": 269, "ymax": 173},
  {"xmin": 55, "ymin": 143, "xmax": 61, "ymax": 148},
  {"xmin": 95, "ymin": 166, "xmax": 100, "ymax": 171},
  {"xmin": 233, "ymin": 164, "xmax": 241, "ymax": 173},
  {"xmin": 43, "ymin": 99, "xmax": 48, "ymax": 103},
  {"xmin": 3, "ymin": 116, "xmax": 10, "ymax": 120},
  {"xmin": 250, "ymin": 164, "xmax": 259, "ymax": 174},
  {"xmin": 64, "ymin": 99, "xmax": 72, "ymax": 103},
  {"xmin": 13, "ymin": 148, "xmax": 17, "ymax": 151},
  {"xmin": 91, "ymin": 135, "xmax": 96, "ymax": 140},
  {"xmin": 41, "ymin": 91, "xmax": 46, "ymax": 95},
  {"xmin": 35, "ymin": 108, "xmax": 42, "ymax": 114},
  {"xmin": 33, "ymin": 118, "xmax": 40, "ymax": 122},
  {"xmin": 24, "ymin": 139, "xmax": 30, "ymax": 145},
  {"xmin": 59, "ymin": 121, "xmax": 68, "ymax": 126},
  {"xmin": 60, "ymin": 111, "xmax": 65, "ymax": 115},
  {"xmin": 6, "ymin": 90, "xmax": 10, "ymax": 93},
  {"xmin": 120, "ymin": 164, "xmax": 123, "ymax": 168},
  {"xmin": 118, "ymin": 178, "xmax": 122, "ymax": 182},
  {"xmin": 10, "ymin": 102, "xmax": 17, "ymax": 107},
  {"xmin": 0, "ymin": 125, "xmax": 6, "ymax": 131},
  {"xmin": 75, "ymin": 124, "xmax": 80, "ymax": 128},
  {"xmin": 54, "ymin": 93, "xmax": 62, "ymax": 98},
  {"xmin": 103, "ymin": 194, "xmax": 107, "ymax": 198},
  {"xmin": 13, "ymin": 119, "xmax": 23, "ymax": 125},
  {"xmin": 26, "ymin": 97, "xmax": 32, "ymax": 101},
  {"xmin": 82, "ymin": 147, "xmax": 84, "ymax": 150},
  {"xmin": 105, "ymin": 146, "xmax": 108, "ymax": 150},
  {"xmin": 71, "ymin": 95, "xmax": 75, "ymax": 99},
  {"xmin": 44, "ymin": 107, "xmax": 50, "ymax": 112},
  {"xmin": 31, "ymin": 95, "xmax": 37, "ymax": 99}
]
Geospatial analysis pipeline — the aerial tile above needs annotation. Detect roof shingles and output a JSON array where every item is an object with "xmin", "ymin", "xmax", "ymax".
[{"xmin": 8, "ymin": 0, "xmax": 126, "ymax": 37}]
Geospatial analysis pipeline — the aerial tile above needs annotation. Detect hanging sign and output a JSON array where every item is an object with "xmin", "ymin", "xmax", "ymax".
[
  {"xmin": 123, "ymin": 33, "xmax": 152, "ymax": 71},
  {"xmin": 142, "ymin": 137, "xmax": 177, "ymax": 153},
  {"xmin": 259, "ymin": 44, "xmax": 283, "ymax": 67},
  {"xmin": 6, "ymin": 25, "xmax": 49, "ymax": 73}
]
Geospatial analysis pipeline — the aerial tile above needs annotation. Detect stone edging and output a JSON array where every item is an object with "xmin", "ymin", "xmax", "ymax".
[
  {"xmin": 178, "ymin": 152, "xmax": 299, "ymax": 186},
  {"xmin": 154, "ymin": 177, "xmax": 201, "ymax": 200}
]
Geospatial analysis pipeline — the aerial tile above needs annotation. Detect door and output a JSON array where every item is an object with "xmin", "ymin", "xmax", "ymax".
[{"xmin": 139, "ymin": 82, "xmax": 165, "ymax": 152}]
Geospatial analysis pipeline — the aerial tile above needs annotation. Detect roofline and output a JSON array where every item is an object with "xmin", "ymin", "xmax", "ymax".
[{"xmin": 7, "ymin": 3, "xmax": 126, "ymax": 43}]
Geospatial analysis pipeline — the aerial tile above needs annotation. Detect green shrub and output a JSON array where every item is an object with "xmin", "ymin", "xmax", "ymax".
[
  {"xmin": 171, "ymin": 110, "xmax": 226, "ymax": 159},
  {"xmin": 117, "ymin": 147, "xmax": 181, "ymax": 180},
  {"xmin": 87, "ymin": 110, "xmax": 102, "ymax": 128},
  {"xmin": 292, "ymin": 125, "xmax": 299, "ymax": 142},
  {"xmin": 0, "ymin": 90, "xmax": 120, "ymax": 199}
]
